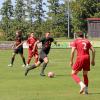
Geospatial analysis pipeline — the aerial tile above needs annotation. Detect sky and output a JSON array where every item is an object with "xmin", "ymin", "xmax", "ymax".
[{"xmin": 0, "ymin": 0, "xmax": 3, "ymax": 20}]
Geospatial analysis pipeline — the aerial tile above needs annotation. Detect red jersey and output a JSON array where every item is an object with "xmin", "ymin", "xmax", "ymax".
[
  {"xmin": 27, "ymin": 37, "xmax": 38, "ymax": 50},
  {"xmin": 72, "ymin": 38, "xmax": 92, "ymax": 56}
]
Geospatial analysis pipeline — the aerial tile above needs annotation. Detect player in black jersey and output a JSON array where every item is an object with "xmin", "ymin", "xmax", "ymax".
[
  {"xmin": 8, "ymin": 30, "xmax": 26, "ymax": 67},
  {"xmin": 25, "ymin": 32, "xmax": 57, "ymax": 76}
]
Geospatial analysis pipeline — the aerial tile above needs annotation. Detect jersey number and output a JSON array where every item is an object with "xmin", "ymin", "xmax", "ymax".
[{"xmin": 82, "ymin": 42, "xmax": 87, "ymax": 50}]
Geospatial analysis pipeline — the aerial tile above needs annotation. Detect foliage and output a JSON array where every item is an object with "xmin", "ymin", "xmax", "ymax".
[
  {"xmin": 71, "ymin": 0, "xmax": 100, "ymax": 32},
  {"xmin": 14, "ymin": 0, "xmax": 26, "ymax": 21},
  {"xmin": 24, "ymin": 0, "xmax": 34, "ymax": 24},
  {"xmin": 0, "ymin": 0, "xmax": 99, "ymax": 40},
  {"xmin": 0, "ymin": 0, "xmax": 14, "ymax": 40},
  {"xmin": 47, "ymin": 0, "xmax": 69, "ymax": 37}
]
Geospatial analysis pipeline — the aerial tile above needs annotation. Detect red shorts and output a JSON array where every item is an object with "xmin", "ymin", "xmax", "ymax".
[
  {"xmin": 28, "ymin": 49, "xmax": 38, "ymax": 58},
  {"xmin": 72, "ymin": 55, "xmax": 90, "ymax": 71}
]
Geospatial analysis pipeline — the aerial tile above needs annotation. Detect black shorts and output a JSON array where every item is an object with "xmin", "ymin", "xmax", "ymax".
[
  {"xmin": 39, "ymin": 51, "xmax": 47, "ymax": 63},
  {"xmin": 14, "ymin": 46, "xmax": 23, "ymax": 54}
]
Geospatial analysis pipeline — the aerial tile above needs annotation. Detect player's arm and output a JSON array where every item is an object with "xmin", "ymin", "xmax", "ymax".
[
  {"xmin": 90, "ymin": 46, "xmax": 95, "ymax": 66},
  {"xmin": 32, "ymin": 37, "xmax": 44, "ymax": 52},
  {"xmin": 70, "ymin": 47, "xmax": 76, "ymax": 67},
  {"xmin": 32, "ymin": 40, "xmax": 40, "ymax": 53},
  {"xmin": 51, "ymin": 37, "xmax": 57, "ymax": 46},
  {"xmin": 12, "ymin": 42, "xmax": 16, "ymax": 49},
  {"xmin": 15, "ymin": 41, "xmax": 25, "ymax": 49}
]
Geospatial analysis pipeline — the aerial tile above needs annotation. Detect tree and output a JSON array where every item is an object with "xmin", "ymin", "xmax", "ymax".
[
  {"xmin": 47, "ymin": 0, "xmax": 61, "ymax": 36},
  {"xmin": 14, "ymin": 0, "xmax": 26, "ymax": 22},
  {"xmin": 34, "ymin": 0, "xmax": 45, "ymax": 24},
  {"xmin": 0, "ymin": 0, "xmax": 14, "ymax": 40},
  {"xmin": 94, "ymin": 1, "xmax": 100, "ymax": 17},
  {"xmin": 71, "ymin": 0, "xmax": 100, "ymax": 32},
  {"xmin": 31, "ymin": 0, "xmax": 45, "ymax": 35},
  {"xmin": 47, "ymin": 0, "xmax": 69, "ymax": 37},
  {"xmin": 24, "ymin": 0, "xmax": 34, "ymax": 24},
  {"xmin": 14, "ymin": 0, "xmax": 29, "ymax": 38}
]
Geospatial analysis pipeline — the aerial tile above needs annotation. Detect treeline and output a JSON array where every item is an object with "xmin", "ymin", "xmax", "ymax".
[{"xmin": 0, "ymin": 0, "xmax": 99, "ymax": 40}]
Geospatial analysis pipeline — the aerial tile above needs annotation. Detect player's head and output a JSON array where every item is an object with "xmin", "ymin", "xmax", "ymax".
[
  {"xmin": 76, "ymin": 31, "xmax": 84, "ymax": 38},
  {"xmin": 16, "ymin": 30, "xmax": 22, "ymax": 36},
  {"xmin": 30, "ymin": 32, "xmax": 34, "ymax": 37},
  {"xmin": 45, "ymin": 32, "xmax": 50, "ymax": 38}
]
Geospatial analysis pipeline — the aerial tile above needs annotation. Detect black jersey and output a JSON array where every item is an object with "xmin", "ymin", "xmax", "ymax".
[
  {"xmin": 15, "ymin": 35, "xmax": 23, "ymax": 46},
  {"xmin": 40, "ymin": 37, "xmax": 54, "ymax": 54}
]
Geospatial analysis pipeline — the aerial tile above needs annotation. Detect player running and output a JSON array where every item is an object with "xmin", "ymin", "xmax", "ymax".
[
  {"xmin": 8, "ymin": 30, "xmax": 26, "ymax": 67},
  {"xmin": 26, "ymin": 32, "xmax": 38, "ymax": 66},
  {"xmin": 70, "ymin": 32, "xmax": 95, "ymax": 94},
  {"xmin": 25, "ymin": 32, "xmax": 57, "ymax": 76}
]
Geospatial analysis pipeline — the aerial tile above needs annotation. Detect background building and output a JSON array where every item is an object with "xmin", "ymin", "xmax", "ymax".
[{"xmin": 87, "ymin": 18, "xmax": 100, "ymax": 38}]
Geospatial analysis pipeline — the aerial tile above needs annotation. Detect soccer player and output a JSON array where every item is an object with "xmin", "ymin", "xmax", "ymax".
[
  {"xmin": 26, "ymin": 32, "xmax": 38, "ymax": 66},
  {"xmin": 8, "ymin": 30, "xmax": 26, "ymax": 67},
  {"xmin": 70, "ymin": 32, "xmax": 95, "ymax": 94},
  {"xmin": 25, "ymin": 32, "xmax": 57, "ymax": 76}
]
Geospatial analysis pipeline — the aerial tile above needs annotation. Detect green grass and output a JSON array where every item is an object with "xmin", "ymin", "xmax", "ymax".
[{"xmin": 0, "ymin": 48, "xmax": 100, "ymax": 100}]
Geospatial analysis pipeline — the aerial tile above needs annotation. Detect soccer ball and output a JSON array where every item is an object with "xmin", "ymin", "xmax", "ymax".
[{"xmin": 48, "ymin": 72, "xmax": 55, "ymax": 78}]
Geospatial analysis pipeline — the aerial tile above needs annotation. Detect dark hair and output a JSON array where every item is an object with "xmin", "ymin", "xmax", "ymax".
[
  {"xmin": 76, "ymin": 32, "xmax": 84, "ymax": 38},
  {"xmin": 16, "ymin": 30, "xmax": 22, "ymax": 34},
  {"xmin": 30, "ymin": 32, "xmax": 34, "ymax": 33}
]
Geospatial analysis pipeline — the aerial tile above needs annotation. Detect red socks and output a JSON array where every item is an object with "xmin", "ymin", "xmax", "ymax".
[
  {"xmin": 72, "ymin": 74, "xmax": 81, "ymax": 84},
  {"xmin": 83, "ymin": 75, "xmax": 88, "ymax": 87},
  {"xmin": 72, "ymin": 74, "xmax": 88, "ymax": 87},
  {"xmin": 35, "ymin": 58, "xmax": 38, "ymax": 63},
  {"xmin": 27, "ymin": 58, "xmax": 31, "ymax": 64}
]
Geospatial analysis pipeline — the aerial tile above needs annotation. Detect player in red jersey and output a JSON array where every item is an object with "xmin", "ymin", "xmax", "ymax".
[
  {"xmin": 8, "ymin": 30, "xmax": 26, "ymax": 67},
  {"xmin": 26, "ymin": 32, "xmax": 38, "ymax": 66},
  {"xmin": 70, "ymin": 32, "xmax": 95, "ymax": 94}
]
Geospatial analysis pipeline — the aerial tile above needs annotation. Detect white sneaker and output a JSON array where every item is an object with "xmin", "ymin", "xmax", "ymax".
[
  {"xmin": 22, "ymin": 64, "xmax": 26, "ymax": 67},
  {"xmin": 80, "ymin": 85, "xmax": 86, "ymax": 94},
  {"xmin": 26, "ymin": 64, "xmax": 29, "ymax": 67},
  {"xmin": 79, "ymin": 81, "xmax": 86, "ymax": 94},
  {"xmin": 8, "ymin": 64, "xmax": 12, "ymax": 67}
]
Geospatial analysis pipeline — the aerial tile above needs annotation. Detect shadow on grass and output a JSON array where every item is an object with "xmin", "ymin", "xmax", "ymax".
[
  {"xmin": 55, "ymin": 74, "xmax": 70, "ymax": 77},
  {"xmin": 88, "ymin": 92, "xmax": 100, "ymax": 95}
]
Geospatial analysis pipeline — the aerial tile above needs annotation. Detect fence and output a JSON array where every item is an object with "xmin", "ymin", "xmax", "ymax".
[{"xmin": 0, "ymin": 40, "xmax": 100, "ymax": 50}]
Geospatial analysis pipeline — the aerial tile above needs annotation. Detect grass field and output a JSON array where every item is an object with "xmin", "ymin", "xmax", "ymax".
[{"xmin": 0, "ymin": 48, "xmax": 100, "ymax": 100}]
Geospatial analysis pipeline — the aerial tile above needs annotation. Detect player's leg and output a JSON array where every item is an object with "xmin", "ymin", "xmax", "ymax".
[
  {"xmin": 19, "ymin": 47, "xmax": 26, "ymax": 66},
  {"xmin": 25, "ymin": 50, "xmax": 43, "ymax": 76},
  {"xmin": 25, "ymin": 60, "xmax": 41, "ymax": 76},
  {"xmin": 71, "ymin": 70, "xmax": 80, "ymax": 83},
  {"xmin": 34, "ymin": 53, "xmax": 39, "ymax": 64},
  {"xmin": 83, "ymin": 71, "xmax": 88, "ymax": 94},
  {"xmin": 26, "ymin": 56, "xmax": 32, "ymax": 66},
  {"xmin": 82, "ymin": 56, "xmax": 90, "ymax": 94},
  {"xmin": 20, "ymin": 53, "xmax": 26, "ymax": 66},
  {"xmin": 39, "ymin": 51, "xmax": 48, "ymax": 76},
  {"xmin": 8, "ymin": 52, "xmax": 16, "ymax": 67},
  {"xmin": 40, "ymin": 57, "xmax": 49, "ymax": 76},
  {"xmin": 71, "ymin": 70, "xmax": 86, "ymax": 94},
  {"xmin": 26, "ymin": 50, "xmax": 33, "ymax": 66}
]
